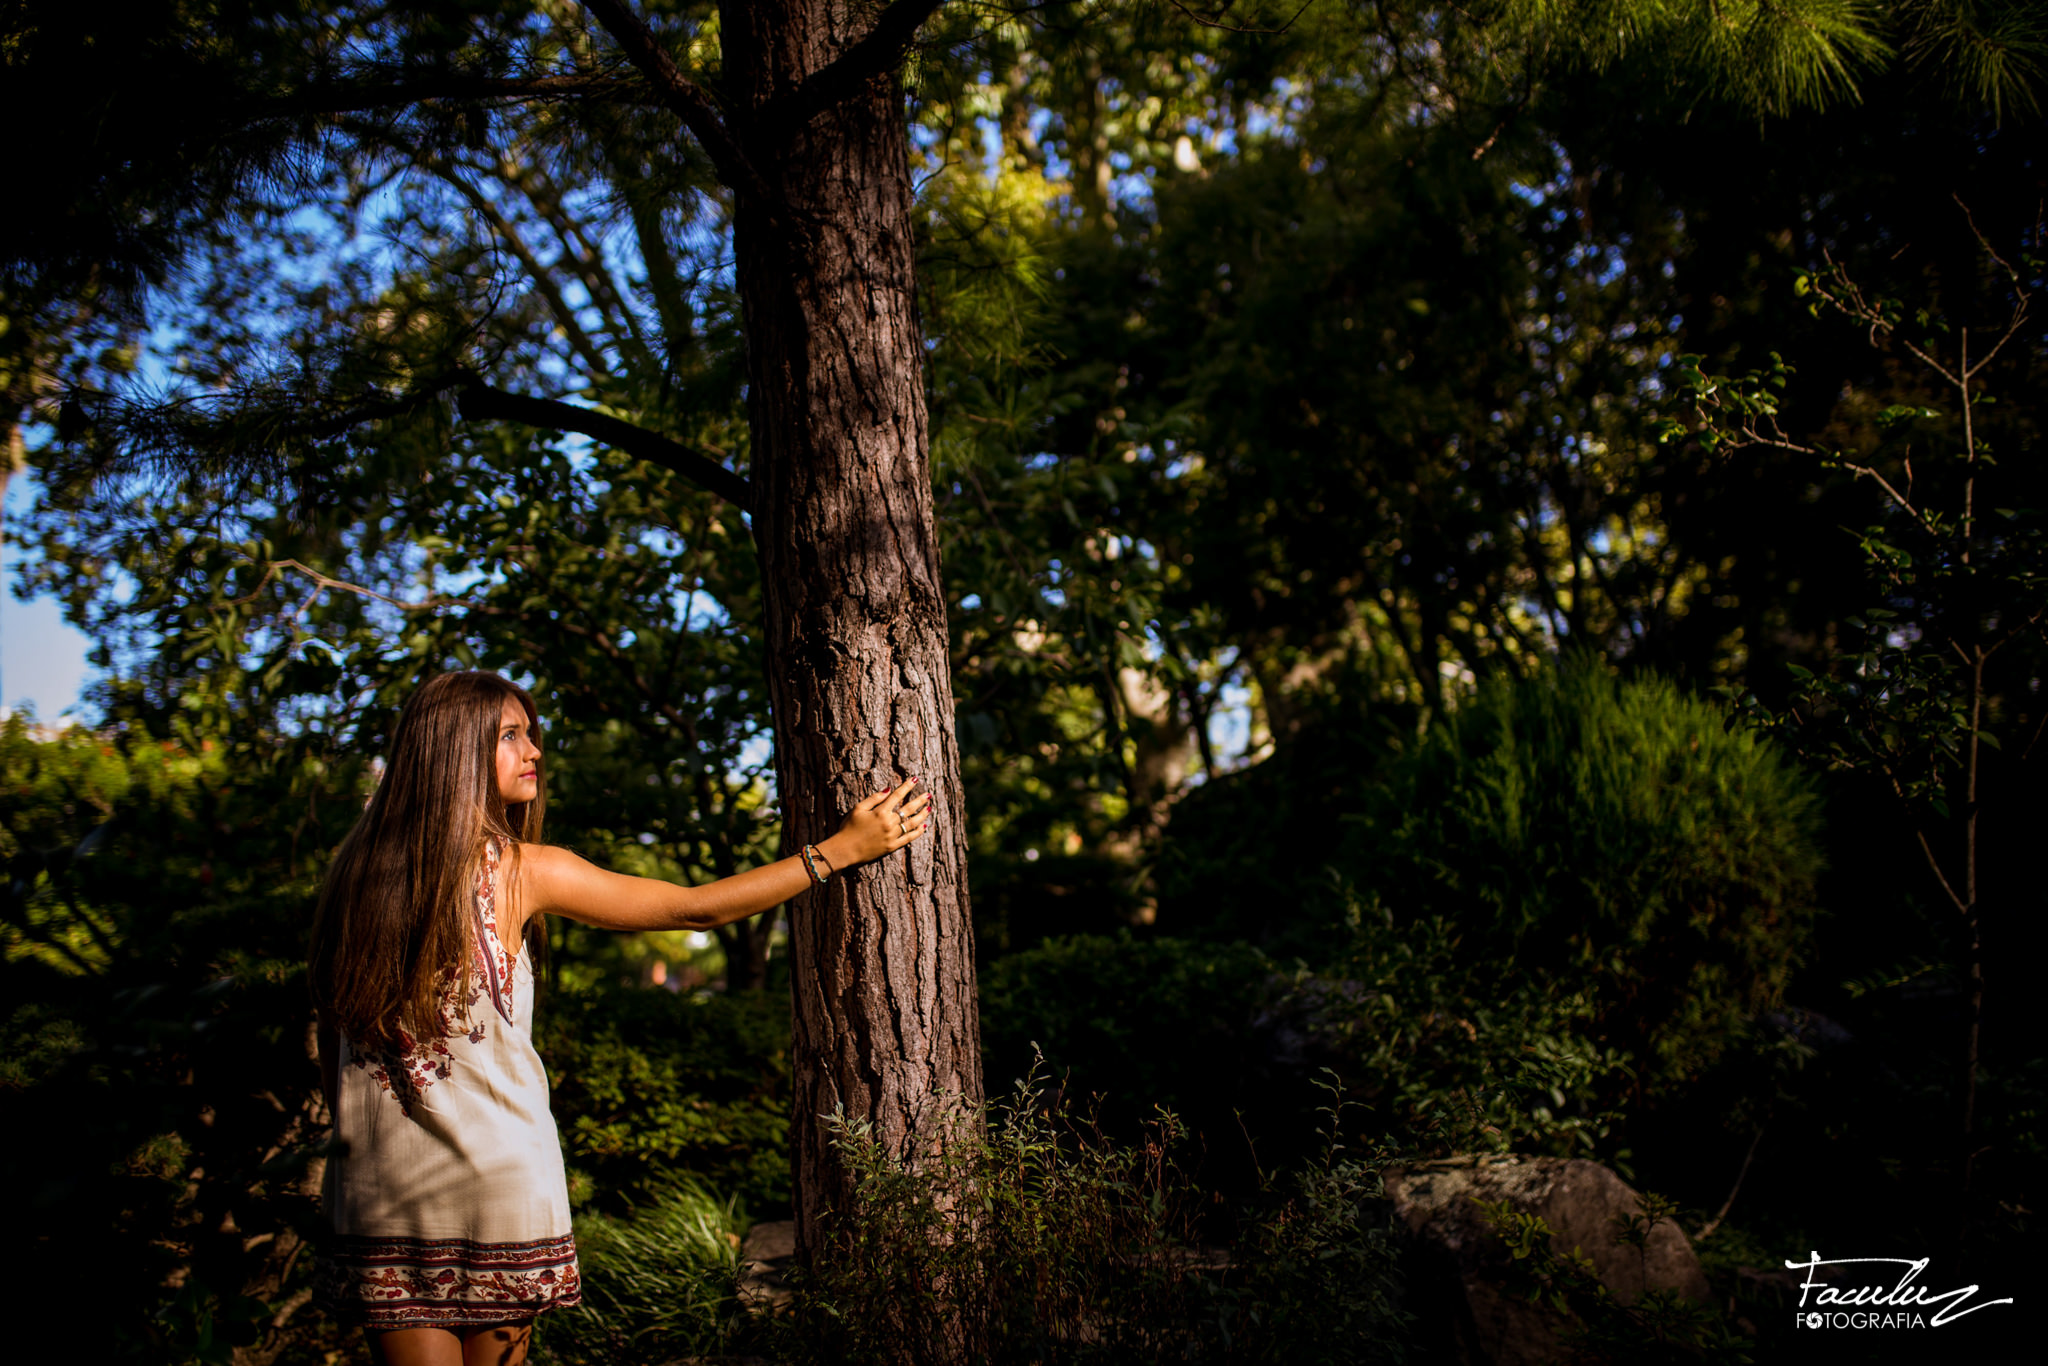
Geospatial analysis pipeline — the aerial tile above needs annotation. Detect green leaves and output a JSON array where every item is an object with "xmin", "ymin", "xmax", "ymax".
[
  {"xmin": 1483, "ymin": 0, "xmax": 1893, "ymax": 117},
  {"xmin": 1340, "ymin": 661, "xmax": 1825, "ymax": 1096},
  {"xmin": 1722, "ymin": 224, "xmax": 2048, "ymax": 874},
  {"xmin": 538, "ymin": 1181, "xmax": 743, "ymax": 1365},
  {"xmin": 1903, "ymin": 0, "xmax": 2048, "ymax": 120},
  {"xmin": 538, "ymin": 987, "xmax": 793, "ymax": 1218}
]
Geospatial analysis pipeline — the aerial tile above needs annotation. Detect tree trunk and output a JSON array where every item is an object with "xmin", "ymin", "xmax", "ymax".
[
  {"xmin": 2, "ymin": 382, "xmax": 34, "ymax": 578},
  {"xmin": 715, "ymin": 904, "xmax": 778, "ymax": 993},
  {"xmin": 720, "ymin": 0, "xmax": 983, "ymax": 1253}
]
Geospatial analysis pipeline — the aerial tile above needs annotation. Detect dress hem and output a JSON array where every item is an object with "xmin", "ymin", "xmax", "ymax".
[
  {"xmin": 334, "ymin": 1299, "xmax": 581, "ymax": 1330},
  {"xmin": 314, "ymin": 1231, "xmax": 581, "ymax": 1329}
]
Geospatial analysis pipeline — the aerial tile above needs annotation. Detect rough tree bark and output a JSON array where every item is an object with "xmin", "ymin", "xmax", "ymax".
[{"xmin": 716, "ymin": 0, "xmax": 983, "ymax": 1251}]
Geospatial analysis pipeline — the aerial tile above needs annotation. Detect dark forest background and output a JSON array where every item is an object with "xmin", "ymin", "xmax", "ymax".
[{"xmin": 2, "ymin": 2, "xmax": 2043, "ymax": 1362}]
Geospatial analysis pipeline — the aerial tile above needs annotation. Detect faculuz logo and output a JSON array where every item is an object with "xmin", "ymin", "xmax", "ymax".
[{"xmin": 1788, "ymin": 1252, "xmax": 2013, "ymax": 1329}]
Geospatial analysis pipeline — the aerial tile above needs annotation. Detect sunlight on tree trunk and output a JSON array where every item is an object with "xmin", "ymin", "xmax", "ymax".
[{"xmin": 720, "ymin": 0, "xmax": 983, "ymax": 1251}]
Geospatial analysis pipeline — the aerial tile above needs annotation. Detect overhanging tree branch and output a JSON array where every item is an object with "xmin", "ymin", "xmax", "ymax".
[
  {"xmin": 58, "ymin": 373, "xmax": 750, "ymax": 510},
  {"xmin": 265, "ymin": 71, "xmax": 649, "ymax": 118},
  {"xmin": 762, "ymin": 0, "xmax": 952, "ymax": 132},
  {"xmin": 578, "ymin": 0, "xmax": 771, "ymax": 205},
  {"xmin": 50, "ymin": 383, "xmax": 440, "ymax": 491},
  {"xmin": 456, "ymin": 378, "xmax": 752, "ymax": 510}
]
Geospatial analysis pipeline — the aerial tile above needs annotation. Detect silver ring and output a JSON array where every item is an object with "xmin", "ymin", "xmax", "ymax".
[{"xmin": 896, "ymin": 814, "xmax": 906, "ymax": 837}]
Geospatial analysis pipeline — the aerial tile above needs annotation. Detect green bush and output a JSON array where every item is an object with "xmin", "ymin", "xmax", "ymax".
[
  {"xmin": 1153, "ymin": 715, "xmax": 1398, "ymax": 958},
  {"xmin": 0, "ymin": 713, "xmax": 349, "ymax": 1365},
  {"xmin": 537, "ymin": 985, "xmax": 794, "ymax": 1218},
  {"xmin": 978, "ymin": 933, "xmax": 1330, "ymax": 1186},
  {"xmin": 1300, "ymin": 913, "xmax": 1635, "ymax": 1160},
  {"xmin": 977, "ymin": 924, "xmax": 1639, "ymax": 1178},
  {"xmin": 980, "ymin": 934, "xmax": 1276, "ymax": 1110},
  {"xmin": 1229, "ymin": 1116, "xmax": 1413, "ymax": 1366},
  {"xmin": 534, "ymin": 1180, "xmax": 743, "ymax": 1365},
  {"xmin": 1155, "ymin": 663, "xmax": 1823, "ymax": 1101},
  {"xmin": 1346, "ymin": 661, "xmax": 1824, "ymax": 1093}
]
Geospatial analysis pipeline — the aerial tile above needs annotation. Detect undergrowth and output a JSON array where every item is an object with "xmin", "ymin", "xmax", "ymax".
[{"xmin": 755, "ymin": 1064, "xmax": 1410, "ymax": 1365}]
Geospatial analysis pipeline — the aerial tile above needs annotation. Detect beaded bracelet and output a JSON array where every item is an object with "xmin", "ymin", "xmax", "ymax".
[{"xmin": 800, "ymin": 843, "xmax": 831, "ymax": 886}]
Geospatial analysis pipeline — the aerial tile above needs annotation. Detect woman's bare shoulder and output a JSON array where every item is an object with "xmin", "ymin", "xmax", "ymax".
[
  {"xmin": 509, "ymin": 841, "xmax": 593, "ymax": 885},
  {"xmin": 510, "ymin": 842, "xmax": 643, "ymax": 912},
  {"xmin": 510, "ymin": 842, "xmax": 695, "ymax": 930},
  {"xmin": 495, "ymin": 842, "xmax": 584, "ymax": 929}
]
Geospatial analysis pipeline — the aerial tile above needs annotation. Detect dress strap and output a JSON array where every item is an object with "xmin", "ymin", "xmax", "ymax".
[{"xmin": 472, "ymin": 837, "xmax": 517, "ymax": 1025}]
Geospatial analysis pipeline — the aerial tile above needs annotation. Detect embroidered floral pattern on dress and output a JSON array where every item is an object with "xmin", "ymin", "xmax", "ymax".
[
  {"xmin": 347, "ymin": 838, "xmax": 517, "ymax": 1116},
  {"xmin": 314, "ymin": 1232, "xmax": 581, "ymax": 1327},
  {"xmin": 472, "ymin": 837, "xmax": 518, "ymax": 1026}
]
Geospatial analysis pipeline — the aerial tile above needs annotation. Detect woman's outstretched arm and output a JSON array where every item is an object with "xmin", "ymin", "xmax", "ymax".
[{"xmin": 515, "ymin": 778, "xmax": 931, "ymax": 934}]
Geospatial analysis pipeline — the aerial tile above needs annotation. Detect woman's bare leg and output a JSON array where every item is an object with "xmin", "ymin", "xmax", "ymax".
[
  {"xmin": 366, "ymin": 1321, "xmax": 531, "ymax": 1366},
  {"xmin": 463, "ymin": 1321, "xmax": 533, "ymax": 1366},
  {"xmin": 367, "ymin": 1327, "xmax": 462, "ymax": 1366}
]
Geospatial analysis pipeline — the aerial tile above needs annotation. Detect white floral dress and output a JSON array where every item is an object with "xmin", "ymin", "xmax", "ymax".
[{"xmin": 315, "ymin": 838, "xmax": 581, "ymax": 1327}]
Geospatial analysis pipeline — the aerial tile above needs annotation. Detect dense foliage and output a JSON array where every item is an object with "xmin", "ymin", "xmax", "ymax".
[
  {"xmin": 539, "ymin": 985, "xmax": 793, "ymax": 1218},
  {"xmin": 4, "ymin": 0, "xmax": 2045, "ymax": 1362},
  {"xmin": 1349, "ymin": 663, "xmax": 1824, "ymax": 1091},
  {"xmin": 534, "ymin": 1179, "xmax": 744, "ymax": 1366},
  {"xmin": 0, "ymin": 712, "xmax": 341, "ymax": 1362},
  {"xmin": 991, "ymin": 666, "xmax": 1820, "ymax": 1170}
]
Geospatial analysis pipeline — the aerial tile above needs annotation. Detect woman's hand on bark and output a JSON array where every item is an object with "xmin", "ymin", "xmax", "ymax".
[{"xmin": 822, "ymin": 777, "xmax": 932, "ymax": 870}]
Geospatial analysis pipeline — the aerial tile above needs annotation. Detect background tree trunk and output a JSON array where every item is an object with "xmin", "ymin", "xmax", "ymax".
[
  {"xmin": 714, "ymin": 907, "xmax": 779, "ymax": 993},
  {"xmin": 721, "ymin": 0, "xmax": 983, "ymax": 1253}
]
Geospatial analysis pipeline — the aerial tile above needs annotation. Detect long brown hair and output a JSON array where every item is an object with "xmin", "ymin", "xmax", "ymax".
[{"xmin": 310, "ymin": 671, "xmax": 546, "ymax": 1050}]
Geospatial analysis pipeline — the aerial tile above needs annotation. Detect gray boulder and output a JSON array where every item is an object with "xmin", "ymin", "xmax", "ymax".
[
  {"xmin": 1386, "ymin": 1155, "xmax": 1710, "ymax": 1366},
  {"xmin": 737, "ymin": 1219, "xmax": 797, "ymax": 1312}
]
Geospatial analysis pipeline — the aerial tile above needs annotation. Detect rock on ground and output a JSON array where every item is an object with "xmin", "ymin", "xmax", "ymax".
[
  {"xmin": 737, "ymin": 1219, "xmax": 797, "ymax": 1312},
  {"xmin": 1386, "ymin": 1155, "xmax": 1710, "ymax": 1366}
]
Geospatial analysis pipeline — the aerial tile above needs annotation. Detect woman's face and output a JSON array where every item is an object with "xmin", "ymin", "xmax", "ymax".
[{"xmin": 495, "ymin": 698, "xmax": 542, "ymax": 806}]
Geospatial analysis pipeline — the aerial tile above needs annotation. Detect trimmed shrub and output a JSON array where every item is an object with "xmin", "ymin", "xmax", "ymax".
[{"xmin": 1347, "ymin": 660, "xmax": 1824, "ymax": 1092}]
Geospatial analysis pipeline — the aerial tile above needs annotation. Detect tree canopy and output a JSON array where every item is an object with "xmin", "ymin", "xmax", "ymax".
[{"xmin": 3, "ymin": 0, "xmax": 2044, "ymax": 1360}]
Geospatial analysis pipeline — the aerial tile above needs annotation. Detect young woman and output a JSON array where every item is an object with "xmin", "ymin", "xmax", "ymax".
[{"xmin": 309, "ymin": 670, "xmax": 929, "ymax": 1366}]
